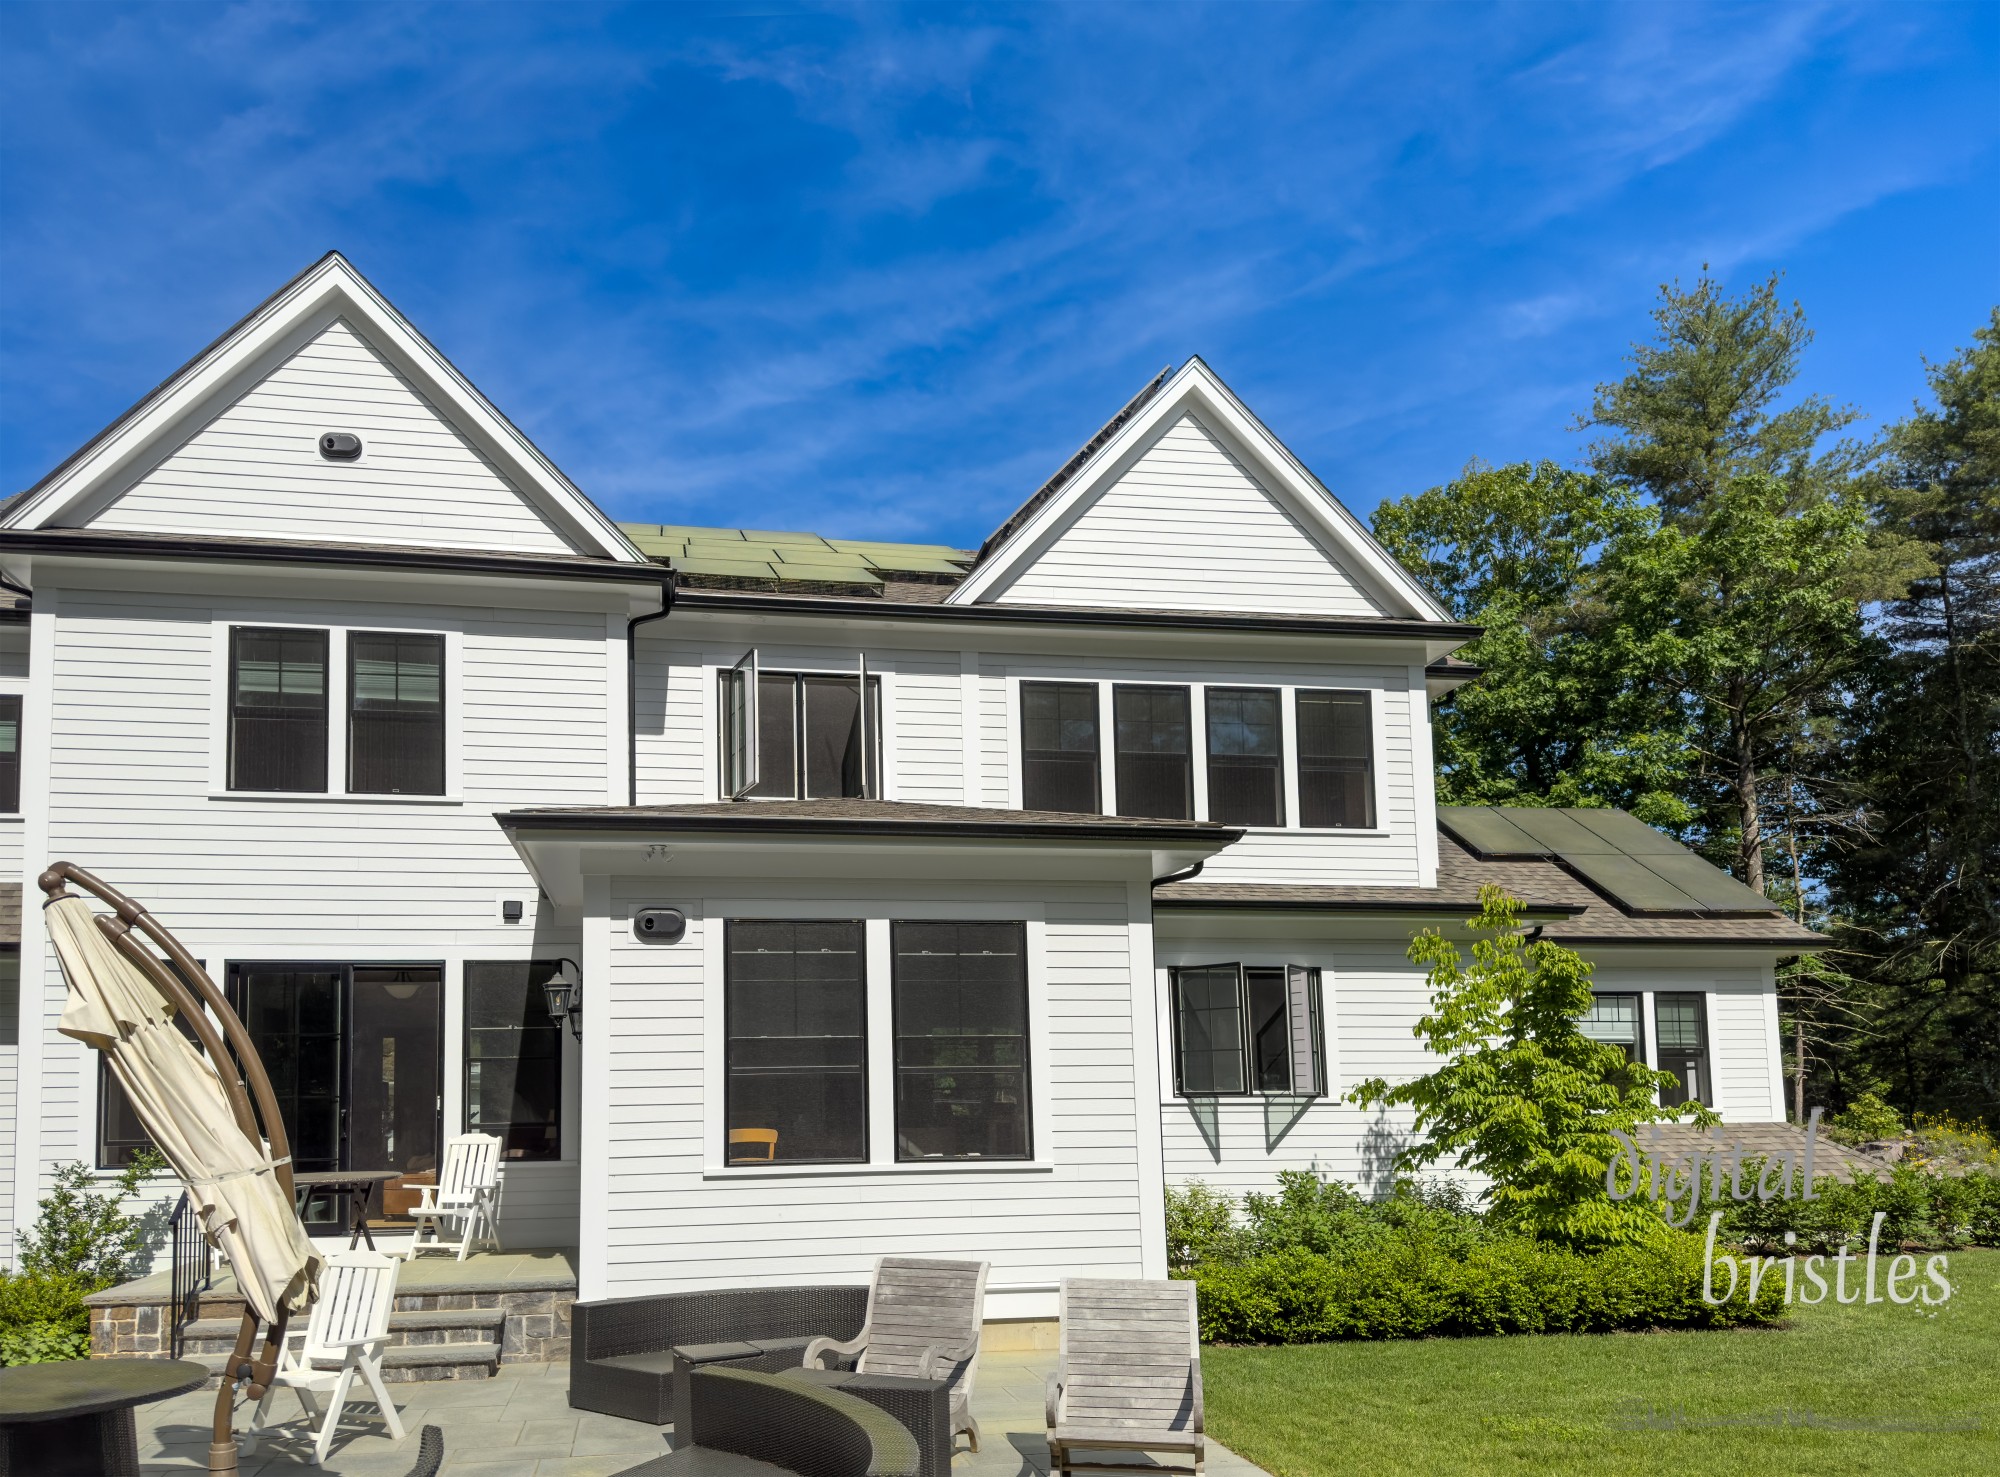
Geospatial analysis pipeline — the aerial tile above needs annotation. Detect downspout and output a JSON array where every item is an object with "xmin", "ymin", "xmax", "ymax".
[
  {"xmin": 626, "ymin": 572, "xmax": 677, "ymax": 806},
  {"xmin": 1152, "ymin": 859, "xmax": 1205, "ymax": 888}
]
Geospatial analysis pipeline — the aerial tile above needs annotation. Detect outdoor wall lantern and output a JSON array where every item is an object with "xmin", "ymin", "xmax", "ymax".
[{"xmin": 542, "ymin": 958, "xmax": 583, "ymax": 1040}]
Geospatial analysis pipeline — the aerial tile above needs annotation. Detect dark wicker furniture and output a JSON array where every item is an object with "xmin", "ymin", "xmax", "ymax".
[
  {"xmin": 569, "ymin": 1285, "xmax": 869, "ymax": 1431},
  {"xmin": 611, "ymin": 1367, "xmax": 920, "ymax": 1477},
  {"xmin": 781, "ymin": 1369, "xmax": 951, "ymax": 1477},
  {"xmin": 0, "ymin": 1356, "xmax": 209, "ymax": 1477}
]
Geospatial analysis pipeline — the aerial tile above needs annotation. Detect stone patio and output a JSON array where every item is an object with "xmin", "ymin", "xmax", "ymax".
[{"xmin": 132, "ymin": 1349, "xmax": 1272, "ymax": 1476}]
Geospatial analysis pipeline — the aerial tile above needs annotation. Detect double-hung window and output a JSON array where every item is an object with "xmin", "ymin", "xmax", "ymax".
[
  {"xmin": 1114, "ymin": 684, "xmax": 1192, "ymax": 820},
  {"xmin": 723, "ymin": 920, "xmax": 868, "ymax": 1163},
  {"xmin": 1170, "ymin": 963, "xmax": 1325, "ymax": 1097},
  {"xmin": 229, "ymin": 627, "xmax": 329, "ymax": 792},
  {"xmin": 1205, "ymin": 687, "xmax": 1283, "ymax": 826},
  {"xmin": 1020, "ymin": 681, "xmax": 1100, "ymax": 813},
  {"xmin": 892, "ymin": 922, "xmax": 1032, "ymax": 1161},
  {"xmin": 227, "ymin": 626, "xmax": 446, "ymax": 796},
  {"xmin": 1297, "ymin": 689, "xmax": 1374, "ymax": 829},
  {"xmin": 720, "ymin": 654, "xmax": 880, "ymax": 800},
  {"xmin": 1580, "ymin": 993, "xmax": 1644, "ymax": 1065},
  {"xmin": 349, "ymin": 633, "xmax": 445, "ymax": 795},
  {"xmin": 1656, "ymin": 993, "xmax": 1710, "ymax": 1107},
  {"xmin": 0, "ymin": 693, "xmax": 20, "ymax": 813}
]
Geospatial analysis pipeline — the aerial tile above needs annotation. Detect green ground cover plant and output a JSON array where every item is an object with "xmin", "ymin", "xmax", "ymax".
[{"xmin": 1201, "ymin": 1247, "xmax": 1999, "ymax": 1477}]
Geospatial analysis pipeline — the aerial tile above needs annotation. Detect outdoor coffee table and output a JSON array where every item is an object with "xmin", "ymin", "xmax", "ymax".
[
  {"xmin": 292, "ymin": 1168, "xmax": 403, "ymax": 1248},
  {"xmin": 779, "ymin": 1366, "xmax": 952, "ymax": 1477},
  {"xmin": 0, "ymin": 1356, "xmax": 207, "ymax": 1476}
]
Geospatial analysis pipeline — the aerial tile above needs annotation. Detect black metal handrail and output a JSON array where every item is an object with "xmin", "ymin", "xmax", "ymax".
[{"xmin": 168, "ymin": 1190, "xmax": 212, "ymax": 1359}]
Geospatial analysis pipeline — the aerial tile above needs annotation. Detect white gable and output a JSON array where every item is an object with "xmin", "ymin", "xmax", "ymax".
[
  {"xmin": 954, "ymin": 358, "xmax": 1450, "ymax": 622},
  {"xmin": 81, "ymin": 319, "xmax": 575, "ymax": 554},
  {"xmin": 986, "ymin": 413, "xmax": 1392, "ymax": 617},
  {"xmin": 7, "ymin": 253, "xmax": 643, "ymax": 563}
]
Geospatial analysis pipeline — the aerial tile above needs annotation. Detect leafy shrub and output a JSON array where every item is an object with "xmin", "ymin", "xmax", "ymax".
[
  {"xmin": 1166, "ymin": 1181, "xmax": 1246, "ymax": 1270},
  {"xmin": 1827, "ymin": 1092, "xmax": 1906, "ymax": 1145},
  {"xmin": 0, "ymin": 1271, "xmax": 95, "ymax": 1367},
  {"xmin": 1185, "ymin": 1230, "xmax": 1784, "ymax": 1344},
  {"xmin": 16, "ymin": 1154, "xmax": 168, "ymax": 1287},
  {"xmin": 1718, "ymin": 1160, "xmax": 2000, "ymax": 1254}
]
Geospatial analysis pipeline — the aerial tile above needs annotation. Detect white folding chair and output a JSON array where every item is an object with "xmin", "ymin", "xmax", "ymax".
[
  {"xmin": 405, "ymin": 1132, "xmax": 503, "ymax": 1260},
  {"xmin": 243, "ymin": 1249, "xmax": 406, "ymax": 1466}
]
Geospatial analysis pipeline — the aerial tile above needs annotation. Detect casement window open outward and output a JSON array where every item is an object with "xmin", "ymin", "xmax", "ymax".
[
  {"xmin": 720, "ymin": 649, "xmax": 880, "ymax": 801},
  {"xmin": 1170, "ymin": 963, "xmax": 1325, "ymax": 1098}
]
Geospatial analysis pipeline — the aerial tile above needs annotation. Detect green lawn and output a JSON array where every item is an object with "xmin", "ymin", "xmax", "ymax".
[{"xmin": 1203, "ymin": 1247, "xmax": 2000, "ymax": 1477}]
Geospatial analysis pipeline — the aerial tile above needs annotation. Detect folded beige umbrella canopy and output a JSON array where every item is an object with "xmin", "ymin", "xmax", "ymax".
[{"xmin": 49, "ymin": 894, "xmax": 321, "ymax": 1324}]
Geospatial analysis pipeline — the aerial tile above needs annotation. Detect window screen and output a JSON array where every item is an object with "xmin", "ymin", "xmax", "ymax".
[
  {"xmin": 0, "ymin": 694, "xmax": 19, "ymax": 814},
  {"xmin": 1580, "ymin": 993, "xmax": 1643, "ymax": 1064},
  {"xmin": 740, "ymin": 673, "xmax": 880, "ymax": 800},
  {"xmin": 229, "ymin": 627, "xmax": 328, "ymax": 793},
  {"xmin": 892, "ymin": 921, "xmax": 1031, "ymax": 1161},
  {"xmin": 1021, "ymin": 681, "xmax": 1100, "ymax": 814},
  {"xmin": 750, "ymin": 673, "xmax": 798, "ymax": 797},
  {"xmin": 725, "ymin": 920, "xmax": 867, "ymax": 1163},
  {"xmin": 1114, "ymin": 685, "xmax": 1192, "ymax": 820},
  {"xmin": 349, "ymin": 633, "xmax": 445, "ymax": 795},
  {"xmin": 464, "ymin": 961, "xmax": 564, "ymax": 1161},
  {"xmin": 1206, "ymin": 687, "xmax": 1283, "ymax": 826},
  {"xmin": 1173, "ymin": 963, "xmax": 1324, "ymax": 1097},
  {"xmin": 1297, "ymin": 689, "xmax": 1374, "ymax": 829},
  {"xmin": 1656, "ymin": 992, "xmax": 1710, "ymax": 1107}
]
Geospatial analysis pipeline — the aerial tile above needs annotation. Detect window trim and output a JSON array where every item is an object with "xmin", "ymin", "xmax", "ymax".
[
  {"xmin": 717, "ymin": 659, "xmax": 884, "ymax": 802},
  {"xmin": 1111, "ymin": 681, "xmax": 1195, "ymax": 821},
  {"xmin": 700, "ymin": 903, "xmax": 1054, "ymax": 1176},
  {"xmin": 208, "ymin": 618, "xmax": 462, "ymax": 803},
  {"xmin": 1203, "ymin": 685, "xmax": 1286, "ymax": 828},
  {"xmin": 347, "ymin": 630, "xmax": 448, "ymax": 798},
  {"xmin": 1019, "ymin": 679, "xmax": 1103, "ymax": 815},
  {"xmin": 1294, "ymin": 687, "xmax": 1379, "ymax": 831},
  {"xmin": 889, "ymin": 919, "xmax": 1034, "ymax": 1163}
]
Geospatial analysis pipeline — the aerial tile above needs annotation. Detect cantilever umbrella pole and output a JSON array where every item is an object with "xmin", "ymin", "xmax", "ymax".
[{"xmin": 40, "ymin": 862, "xmax": 298, "ymax": 1477}]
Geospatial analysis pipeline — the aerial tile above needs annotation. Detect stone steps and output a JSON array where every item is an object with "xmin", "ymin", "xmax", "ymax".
[
  {"xmin": 193, "ymin": 1341, "xmax": 502, "ymax": 1384},
  {"xmin": 183, "ymin": 1306, "xmax": 505, "ymax": 1348}
]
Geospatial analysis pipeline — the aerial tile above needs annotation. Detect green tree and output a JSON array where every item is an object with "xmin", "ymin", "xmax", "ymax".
[
  {"xmin": 1582, "ymin": 268, "xmax": 1864, "ymax": 519},
  {"xmin": 1823, "ymin": 310, "xmax": 2000, "ymax": 1123},
  {"xmin": 17, "ymin": 1153, "xmax": 168, "ymax": 1288},
  {"xmin": 1371, "ymin": 461, "xmax": 1690, "ymax": 822},
  {"xmin": 1351, "ymin": 886, "xmax": 1700, "ymax": 1249}
]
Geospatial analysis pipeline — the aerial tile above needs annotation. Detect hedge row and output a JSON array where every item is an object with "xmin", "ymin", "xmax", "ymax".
[
  {"xmin": 1716, "ymin": 1162, "xmax": 2000, "ymax": 1254},
  {"xmin": 1184, "ymin": 1232, "xmax": 1785, "ymax": 1344}
]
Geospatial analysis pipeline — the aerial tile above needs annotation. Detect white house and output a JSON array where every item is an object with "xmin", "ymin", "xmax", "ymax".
[{"xmin": 0, "ymin": 255, "xmax": 1820, "ymax": 1318}]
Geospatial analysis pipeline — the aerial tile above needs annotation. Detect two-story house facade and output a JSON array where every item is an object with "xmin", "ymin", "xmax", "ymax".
[{"xmin": 0, "ymin": 255, "xmax": 1819, "ymax": 1315}]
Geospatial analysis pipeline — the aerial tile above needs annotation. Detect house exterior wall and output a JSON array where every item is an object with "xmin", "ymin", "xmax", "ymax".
[
  {"xmin": 988, "ymin": 414, "xmax": 1390, "ymax": 617},
  {"xmin": 580, "ymin": 871, "xmax": 1158, "ymax": 1319},
  {"xmin": 84, "ymin": 320, "xmax": 578, "ymax": 555}
]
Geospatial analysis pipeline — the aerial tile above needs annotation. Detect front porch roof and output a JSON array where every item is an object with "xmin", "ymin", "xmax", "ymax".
[{"xmin": 498, "ymin": 798, "xmax": 1242, "ymax": 905}]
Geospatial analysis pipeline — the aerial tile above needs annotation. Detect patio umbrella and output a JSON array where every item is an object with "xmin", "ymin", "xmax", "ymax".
[{"xmin": 49, "ymin": 893, "xmax": 321, "ymax": 1323}]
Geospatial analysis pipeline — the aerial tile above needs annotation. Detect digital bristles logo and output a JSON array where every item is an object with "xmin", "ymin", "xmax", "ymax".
[{"xmin": 1603, "ymin": 1109, "xmax": 1955, "ymax": 1308}]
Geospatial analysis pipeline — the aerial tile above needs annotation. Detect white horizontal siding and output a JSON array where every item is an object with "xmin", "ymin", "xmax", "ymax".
[
  {"xmin": 993, "ymin": 414, "xmax": 1389, "ymax": 616},
  {"xmin": 593, "ymin": 878, "xmax": 1149, "ymax": 1300},
  {"xmin": 1711, "ymin": 972, "xmax": 1780, "ymax": 1123},
  {"xmin": 889, "ymin": 664, "xmax": 964, "ymax": 804},
  {"xmin": 495, "ymin": 1160, "xmax": 581, "ymax": 1251},
  {"xmin": 86, "ymin": 320, "xmax": 576, "ymax": 555}
]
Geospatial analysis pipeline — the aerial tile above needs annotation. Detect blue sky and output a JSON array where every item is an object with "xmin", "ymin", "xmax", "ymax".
[{"xmin": 3, "ymin": 3, "xmax": 1995, "ymax": 550}]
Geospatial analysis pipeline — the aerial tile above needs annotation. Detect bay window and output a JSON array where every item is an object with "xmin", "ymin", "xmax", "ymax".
[{"xmin": 1171, "ymin": 963, "xmax": 1325, "ymax": 1098}]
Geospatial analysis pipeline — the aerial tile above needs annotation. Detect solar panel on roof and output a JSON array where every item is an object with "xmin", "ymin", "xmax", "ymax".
[
  {"xmin": 1437, "ymin": 807, "xmax": 1550, "ymax": 858},
  {"xmin": 1562, "ymin": 807, "xmax": 1687, "ymax": 856},
  {"xmin": 766, "ymin": 560, "xmax": 883, "ymax": 585},
  {"xmin": 1555, "ymin": 851, "xmax": 1707, "ymax": 912},
  {"xmin": 673, "ymin": 556, "xmax": 781, "ymax": 578},
  {"xmin": 1500, "ymin": 807, "xmax": 1627, "ymax": 855},
  {"xmin": 1630, "ymin": 852, "xmax": 1779, "ymax": 914}
]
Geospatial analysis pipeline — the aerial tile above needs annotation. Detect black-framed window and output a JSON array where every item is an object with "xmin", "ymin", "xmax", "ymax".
[
  {"xmin": 1656, "ymin": 992, "xmax": 1710, "ymax": 1107},
  {"xmin": 0, "ymin": 954, "xmax": 16, "ymax": 1050},
  {"xmin": 1297, "ymin": 689, "xmax": 1374, "ymax": 829},
  {"xmin": 726, "ymin": 672, "xmax": 882, "ymax": 800},
  {"xmin": 724, "ymin": 920, "xmax": 867, "ymax": 1163},
  {"xmin": 1171, "ymin": 963, "xmax": 1325, "ymax": 1097},
  {"xmin": 349, "ymin": 632, "xmax": 446, "ymax": 796},
  {"xmin": 0, "ymin": 694, "xmax": 20, "ymax": 813},
  {"xmin": 892, "ymin": 921, "xmax": 1032, "ymax": 1162},
  {"xmin": 1206, "ymin": 687, "xmax": 1283, "ymax": 827},
  {"xmin": 1580, "ymin": 993, "xmax": 1644, "ymax": 1065},
  {"xmin": 1114, "ymin": 684, "xmax": 1192, "ymax": 820},
  {"xmin": 1021, "ymin": 681, "xmax": 1100, "ymax": 813},
  {"xmin": 229, "ymin": 627, "xmax": 328, "ymax": 793},
  {"xmin": 464, "ymin": 961, "xmax": 564, "ymax": 1162}
]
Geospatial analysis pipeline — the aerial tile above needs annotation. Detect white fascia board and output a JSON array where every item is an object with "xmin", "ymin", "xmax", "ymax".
[
  {"xmin": 5, "ymin": 253, "xmax": 646, "ymax": 565},
  {"xmin": 948, "ymin": 357, "xmax": 1454, "ymax": 623}
]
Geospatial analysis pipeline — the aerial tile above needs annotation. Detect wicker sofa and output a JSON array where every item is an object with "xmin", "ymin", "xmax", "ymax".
[
  {"xmin": 612, "ymin": 1367, "xmax": 920, "ymax": 1477},
  {"xmin": 570, "ymin": 1285, "xmax": 871, "ymax": 1430}
]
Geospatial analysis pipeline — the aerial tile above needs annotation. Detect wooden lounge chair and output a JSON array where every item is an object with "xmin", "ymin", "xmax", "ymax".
[
  {"xmin": 1045, "ymin": 1278, "xmax": 1203, "ymax": 1476},
  {"xmin": 405, "ymin": 1131, "xmax": 502, "ymax": 1260},
  {"xmin": 243, "ymin": 1249, "xmax": 406, "ymax": 1465},
  {"xmin": 798, "ymin": 1256, "xmax": 989, "ymax": 1457}
]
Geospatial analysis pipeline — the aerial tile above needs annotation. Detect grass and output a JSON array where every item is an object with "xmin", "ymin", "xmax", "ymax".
[{"xmin": 1203, "ymin": 1246, "xmax": 2000, "ymax": 1477}]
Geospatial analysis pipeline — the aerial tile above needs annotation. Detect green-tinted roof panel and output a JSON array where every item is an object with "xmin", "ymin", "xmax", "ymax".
[
  {"xmin": 1498, "ymin": 807, "xmax": 1630, "ymax": 855},
  {"xmin": 673, "ymin": 556, "xmax": 781, "ymax": 578},
  {"xmin": 1629, "ymin": 851, "xmax": 1780, "ymax": 914},
  {"xmin": 1562, "ymin": 807, "xmax": 1687, "ymax": 856},
  {"xmin": 1437, "ymin": 806, "xmax": 1551, "ymax": 858},
  {"xmin": 1556, "ymin": 851, "xmax": 1707, "ymax": 912}
]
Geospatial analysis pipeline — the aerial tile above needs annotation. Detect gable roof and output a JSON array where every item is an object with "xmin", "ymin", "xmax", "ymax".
[
  {"xmin": 948, "ymin": 357, "xmax": 1453, "ymax": 622},
  {"xmin": 4, "ymin": 253, "xmax": 645, "ymax": 565}
]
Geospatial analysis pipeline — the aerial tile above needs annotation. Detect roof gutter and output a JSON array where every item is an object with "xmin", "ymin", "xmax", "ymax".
[{"xmin": 627, "ymin": 572, "xmax": 678, "ymax": 805}]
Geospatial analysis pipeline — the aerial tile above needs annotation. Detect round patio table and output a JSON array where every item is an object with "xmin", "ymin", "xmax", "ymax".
[{"xmin": 0, "ymin": 1357, "xmax": 208, "ymax": 1476}]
